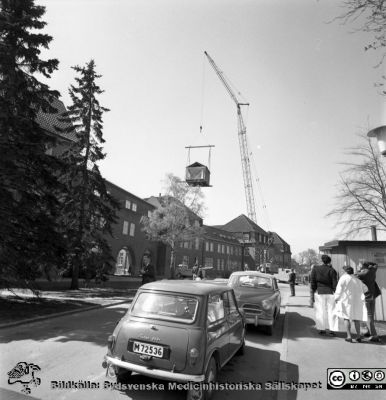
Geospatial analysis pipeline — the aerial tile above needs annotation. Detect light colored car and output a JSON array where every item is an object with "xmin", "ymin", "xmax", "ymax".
[
  {"xmin": 103, "ymin": 280, "xmax": 245, "ymax": 399},
  {"xmin": 228, "ymin": 271, "xmax": 281, "ymax": 335}
]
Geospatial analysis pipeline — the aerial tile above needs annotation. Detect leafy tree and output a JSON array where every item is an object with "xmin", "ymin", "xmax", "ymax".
[
  {"xmin": 141, "ymin": 197, "xmax": 203, "ymax": 278},
  {"xmin": 162, "ymin": 173, "xmax": 206, "ymax": 217},
  {"xmin": 0, "ymin": 0, "xmax": 65, "ymax": 286},
  {"xmin": 327, "ymin": 134, "xmax": 386, "ymax": 237},
  {"xmin": 58, "ymin": 60, "xmax": 118, "ymax": 289},
  {"xmin": 295, "ymin": 249, "xmax": 319, "ymax": 268}
]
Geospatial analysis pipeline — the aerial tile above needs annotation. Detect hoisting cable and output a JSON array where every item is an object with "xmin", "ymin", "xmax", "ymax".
[
  {"xmin": 200, "ymin": 53, "xmax": 206, "ymax": 134},
  {"xmin": 248, "ymin": 140, "xmax": 272, "ymax": 231}
]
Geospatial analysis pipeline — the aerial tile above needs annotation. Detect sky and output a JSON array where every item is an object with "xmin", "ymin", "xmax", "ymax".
[{"xmin": 37, "ymin": 0, "xmax": 386, "ymax": 255}]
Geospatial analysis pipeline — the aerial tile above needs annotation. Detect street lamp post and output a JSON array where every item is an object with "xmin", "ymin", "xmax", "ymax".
[{"xmin": 367, "ymin": 125, "xmax": 386, "ymax": 156}]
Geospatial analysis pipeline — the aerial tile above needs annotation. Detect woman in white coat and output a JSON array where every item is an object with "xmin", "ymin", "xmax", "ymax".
[{"xmin": 334, "ymin": 266, "xmax": 367, "ymax": 343}]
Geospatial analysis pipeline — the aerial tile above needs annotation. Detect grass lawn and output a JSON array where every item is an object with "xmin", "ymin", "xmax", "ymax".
[{"xmin": 0, "ymin": 296, "xmax": 96, "ymax": 325}]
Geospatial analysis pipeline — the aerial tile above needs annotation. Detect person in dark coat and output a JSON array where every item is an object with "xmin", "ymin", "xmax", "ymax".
[
  {"xmin": 357, "ymin": 262, "xmax": 381, "ymax": 342},
  {"xmin": 140, "ymin": 254, "xmax": 156, "ymax": 285},
  {"xmin": 288, "ymin": 269, "xmax": 296, "ymax": 296},
  {"xmin": 310, "ymin": 254, "xmax": 338, "ymax": 335}
]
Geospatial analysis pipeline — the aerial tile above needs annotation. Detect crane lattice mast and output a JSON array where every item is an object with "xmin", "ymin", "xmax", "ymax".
[{"xmin": 204, "ymin": 51, "xmax": 257, "ymax": 223}]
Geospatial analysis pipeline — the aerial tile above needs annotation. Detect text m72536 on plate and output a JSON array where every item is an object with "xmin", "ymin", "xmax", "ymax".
[{"xmin": 132, "ymin": 341, "xmax": 164, "ymax": 358}]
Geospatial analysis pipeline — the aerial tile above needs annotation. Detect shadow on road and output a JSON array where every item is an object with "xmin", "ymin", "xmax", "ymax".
[{"xmin": 0, "ymin": 305, "xmax": 129, "ymax": 346}]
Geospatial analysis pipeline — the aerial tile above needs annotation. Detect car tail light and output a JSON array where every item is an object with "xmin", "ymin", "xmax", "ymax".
[
  {"xmin": 107, "ymin": 335, "xmax": 116, "ymax": 352},
  {"xmin": 188, "ymin": 348, "xmax": 200, "ymax": 366}
]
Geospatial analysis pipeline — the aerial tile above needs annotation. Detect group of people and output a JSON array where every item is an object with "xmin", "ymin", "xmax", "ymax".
[{"xmin": 310, "ymin": 254, "xmax": 381, "ymax": 343}]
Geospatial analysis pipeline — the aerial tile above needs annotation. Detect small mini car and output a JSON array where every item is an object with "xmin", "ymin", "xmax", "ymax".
[
  {"xmin": 103, "ymin": 280, "xmax": 245, "ymax": 399},
  {"xmin": 228, "ymin": 271, "xmax": 281, "ymax": 335}
]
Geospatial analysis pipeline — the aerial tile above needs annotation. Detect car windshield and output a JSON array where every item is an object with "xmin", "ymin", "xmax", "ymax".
[
  {"xmin": 131, "ymin": 292, "xmax": 199, "ymax": 323},
  {"xmin": 228, "ymin": 275, "xmax": 273, "ymax": 289}
]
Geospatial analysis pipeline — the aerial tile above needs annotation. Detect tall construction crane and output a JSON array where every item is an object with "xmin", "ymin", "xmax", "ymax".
[{"xmin": 204, "ymin": 51, "xmax": 257, "ymax": 223}]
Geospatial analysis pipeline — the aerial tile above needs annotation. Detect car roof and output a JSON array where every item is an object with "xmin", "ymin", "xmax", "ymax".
[
  {"xmin": 140, "ymin": 279, "xmax": 232, "ymax": 295},
  {"xmin": 230, "ymin": 271, "xmax": 274, "ymax": 279}
]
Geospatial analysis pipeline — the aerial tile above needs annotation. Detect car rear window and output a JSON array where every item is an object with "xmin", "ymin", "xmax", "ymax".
[
  {"xmin": 229, "ymin": 275, "xmax": 273, "ymax": 289},
  {"xmin": 131, "ymin": 292, "xmax": 199, "ymax": 323}
]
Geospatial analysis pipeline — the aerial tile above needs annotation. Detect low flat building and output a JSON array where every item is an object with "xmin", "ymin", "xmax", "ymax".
[{"xmin": 319, "ymin": 240, "xmax": 386, "ymax": 321}]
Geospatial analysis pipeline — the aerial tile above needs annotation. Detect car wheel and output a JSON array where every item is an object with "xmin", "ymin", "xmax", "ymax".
[
  {"xmin": 116, "ymin": 368, "xmax": 132, "ymax": 384},
  {"xmin": 186, "ymin": 357, "xmax": 217, "ymax": 400}
]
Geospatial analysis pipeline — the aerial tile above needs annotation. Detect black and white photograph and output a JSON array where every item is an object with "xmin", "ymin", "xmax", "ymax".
[{"xmin": 1, "ymin": 1, "xmax": 386, "ymax": 400}]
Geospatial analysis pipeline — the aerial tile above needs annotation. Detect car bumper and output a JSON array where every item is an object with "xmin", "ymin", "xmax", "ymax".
[
  {"xmin": 244, "ymin": 315, "xmax": 273, "ymax": 326},
  {"xmin": 104, "ymin": 356, "xmax": 205, "ymax": 383}
]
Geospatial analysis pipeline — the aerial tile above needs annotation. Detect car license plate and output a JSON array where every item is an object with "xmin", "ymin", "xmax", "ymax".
[{"xmin": 132, "ymin": 341, "xmax": 164, "ymax": 358}]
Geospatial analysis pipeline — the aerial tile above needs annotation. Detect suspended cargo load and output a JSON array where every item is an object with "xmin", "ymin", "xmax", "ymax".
[
  {"xmin": 184, "ymin": 145, "xmax": 214, "ymax": 187},
  {"xmin": 185, "ymin": 162, "xmax": 211, "ymax": 187}
]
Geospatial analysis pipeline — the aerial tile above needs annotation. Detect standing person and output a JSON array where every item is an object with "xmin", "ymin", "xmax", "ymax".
[
  {"xmin": 140, "ymin": 253, "xmax": 156, "ymax": 285},
  {"xmin": 357, "ymin": 262, "xmax": 381, "ymax": 342},
  {"xmin": 310, "ymin": 254, "xmax": 338, "ymax": 336},
  {"xmin": 192, "ymin": 260, "xmax": 199, "ymax": 280},
  {"xmin": 288, "ymin": 269, "xmax": 296, "ymax": 296},
  {"xmin": 334, "ymin": 266, "xmax": 367, "ymax": 343},
  {"xmin": 309, "ymin": 264, "xmax": 316, "ymax": 308}
]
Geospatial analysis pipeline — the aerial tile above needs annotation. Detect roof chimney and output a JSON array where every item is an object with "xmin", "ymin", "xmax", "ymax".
[{"xmin": 371, "ymin": 225, "xmax": 377, "ymax": 241}]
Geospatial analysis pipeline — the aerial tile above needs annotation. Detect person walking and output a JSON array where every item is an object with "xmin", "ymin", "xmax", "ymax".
[
  {"xmin": 357, "ymin": 262, "xmax": 381, "ymax": 343},
  {"xmin": 310, "ymin": 254, "xmax": 338, "ymax": 336},
  {"xmin": 140, "ymin": 253, "xmax": 156, "ymax": 285},
  {"xmin": 288, "ymin": 268, "xmax": 296, "ymax": 296},
  {"xmin": 334, "ymin": 266, "xmax": 367, "ymax": 343}
]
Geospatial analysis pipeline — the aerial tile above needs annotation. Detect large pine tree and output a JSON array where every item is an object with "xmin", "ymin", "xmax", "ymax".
[
  {"xmin": 0, "ymin": 0, "xmax": 65, "ymax": 285},
  {"xmin": 59, "ymin": 60, "xmax": 118, "ymax": 290}
]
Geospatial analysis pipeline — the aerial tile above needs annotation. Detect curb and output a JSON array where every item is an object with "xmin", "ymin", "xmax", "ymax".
[
  {"xmin": 0, "ymin": 298, "xmax": 134, "ymax": 330},
  {"xmin": 277, "ymin": 302, "xmax": 289, "ymax": 400}
]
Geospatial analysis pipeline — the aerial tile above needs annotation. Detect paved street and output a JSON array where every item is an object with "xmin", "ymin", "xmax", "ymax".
[{"xmin": 0, "ymin": 286, "xmax": 290, "ymax": 400}]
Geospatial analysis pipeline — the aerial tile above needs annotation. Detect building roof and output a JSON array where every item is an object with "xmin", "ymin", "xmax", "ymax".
[
  {"xmin": 140, "ymin": 279, "xmax": 230, "ymax": 295},
  {"xmin": 105, "ymin": 180, "xmax": 156, "ymax": 208},
  {"xmin": 268, "ymin": 231, "xmax": 291, "ymax": 252},
  {"xmin": 320, "ymin": 240, "xmax": 386, "ymax": 251},
  {"xmin": 203, "ymin": 225, "xmax": 241, "ymax": 245},
  {"xmin": 219, "ymin": 214, "xmax": 268, "ymax": 235},
  {"xmin": 35, "ymin": 97, "xmax": 77, "ymax": 142}
]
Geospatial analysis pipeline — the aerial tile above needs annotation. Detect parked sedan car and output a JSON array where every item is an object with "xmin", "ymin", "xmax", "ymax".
[
  {"xmin": 228, "ymin": 271, "xmax": 281, "ymax": 335},
  {"xmin": 103, "ymin": 280, "xmax": 245, "ymax": 399}
]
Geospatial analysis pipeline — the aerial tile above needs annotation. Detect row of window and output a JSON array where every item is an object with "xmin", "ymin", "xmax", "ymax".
[
  {"xmin": 180, "ymin": 238, "xmax": 200, "ymax": 250},
  {"xmin": 205, "ymin": 241, "xmax": 242, "ymax": 256},
  {"xmin": 204, "ymin": 257, "xmax": 240, "ymax": 271},
  {"xmin": 125, "ymin": 199, "xmax": 138, "ymax": 212},
  {"xmin": 122, "ymin": 220, "xmax": 135, "ymax": 236},
  {"xmin": 243, "ymin": 232, "xmax": 269, "ymax": 244}
]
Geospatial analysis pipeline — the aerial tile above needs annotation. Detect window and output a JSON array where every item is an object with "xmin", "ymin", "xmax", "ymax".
[
  {"xmin": 195, "ymin": 238, "xmax": 200, "ymax": 250},
  {"xmin": 125, "ymin": 200, "xmax": 131, "ymax": 209},
  {"xmin": 243, "ymin": 233, "xmax": 250, "ymax": 242},
  {"xmin": 222, "ymin": 291, "xmax": 237, "ymax": 313},
  {"xmin": 182, "ymin": 255, "xmax": 189, "ymax": 265},
  {"xmin": 194, "ymin": 220, "xmax": 200, "ymax": 227},
  {"xmin": 184, "ymin": 241, "xmax": 189, "ymax": 249},
  {"xmin": 123, "ymin": 221, "xmax": 129, "ymax": 235},
  {"xmin": 204, "ymin": 257, "xmax": 213, "ymax": 268},
  {"xmin": 222, "ymin": 244, "xmax": 225, "ymax": 254},
  {"xmin": 147, "ymin": 210, "xmax": 152, "ymax": 217},
  {"xmin": 129, "ymin": 223, "xmax": 135, "ymax": 236},
  {"xmin": 132, "ymin": 203, "xmax": 137, "ymax": 212},
  {"xmin": 132, "ymin": 293, "xmax": 198, "ymax": 323},
  {"xmin": 210, "ymin": 242, "xmax": 214, "ymax": 252},
  {"xmin": 227, "ymin": 245, "xmax": 230, "ymax": 254},
  {"xmin": 217, "ymin": 259, "xmax": 221, "ymax": 269},
  {"xmin": 207, "ymin": 294, "xmax": 225, "ymax": 324},
  {"xmin": 205, "ymin": 241, "xmax": 210, "ymax": 252}
]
